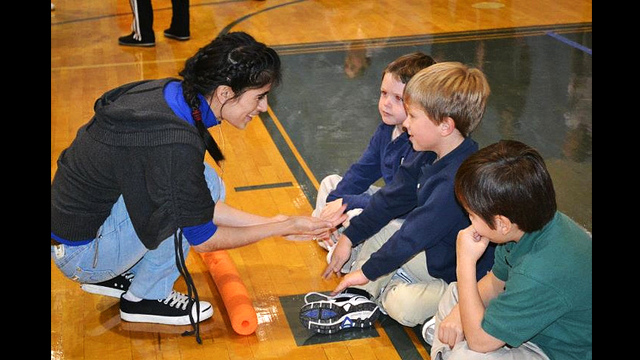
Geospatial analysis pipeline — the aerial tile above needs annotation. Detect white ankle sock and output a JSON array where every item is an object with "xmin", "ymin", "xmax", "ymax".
[{"xmin": 122, "ymin": 291, "xmax": 142, "ymax": 302}]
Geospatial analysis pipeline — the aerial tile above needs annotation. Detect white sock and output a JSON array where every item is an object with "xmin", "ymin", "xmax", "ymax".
[{"xmin": 122, "ymin": 291, "xmax": 142, "ymax": 302}]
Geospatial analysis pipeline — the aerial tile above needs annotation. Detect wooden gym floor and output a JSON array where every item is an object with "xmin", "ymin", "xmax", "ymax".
[{"xmin": 51, "ymin": 1, "xmax": 592, "ymax": 359}]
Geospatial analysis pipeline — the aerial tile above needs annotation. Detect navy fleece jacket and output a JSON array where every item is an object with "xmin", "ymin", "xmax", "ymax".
[
  {"xmin": 343, "ymin": 137, "xmax": 495, "ymax": 283},
  {"xmin": 326, "ymin": 122, "xmax": 415, "ymax": 212}
]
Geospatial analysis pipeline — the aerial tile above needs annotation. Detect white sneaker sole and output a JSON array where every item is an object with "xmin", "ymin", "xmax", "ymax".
[
  {"xmin": 81, "ymin": 284, "xmax": 126, "ymax": 298},
  {"xmin": 120, "ymin": 302, "xmax": 214, "ymax": 326},
  {"xmin": 299, "ymin": 298, "xmax": 379, "ymax": 334}
]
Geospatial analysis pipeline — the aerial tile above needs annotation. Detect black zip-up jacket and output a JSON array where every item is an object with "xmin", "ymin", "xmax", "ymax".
[{"xmin": 51, "ymin": 78, "xmax": 215, "ymax": 250}]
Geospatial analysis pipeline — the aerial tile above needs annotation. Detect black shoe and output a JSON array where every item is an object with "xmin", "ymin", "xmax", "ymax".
[
  {"xmin": 119, "ymin": 290, "xmax": 214, "ymax": 325},
  {"xmin": 118, "ymin": 33, "xmax": 155, "ymax": 47},
  {"xmin": 164, "ymin": 29, "xmax": 190, "ymax": 41},
  {"xmin": 299, "ymin": 292, "xmax": 380, "ymax": 334},
  {"xmin": 81, "ymin": 272, "xmax": 134, "ymax": 298}
]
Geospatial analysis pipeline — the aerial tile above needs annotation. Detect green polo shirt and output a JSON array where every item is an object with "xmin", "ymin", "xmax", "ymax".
[{"xmin": 483, "ymin": 212, "xmax": 592, "ymax": 360}]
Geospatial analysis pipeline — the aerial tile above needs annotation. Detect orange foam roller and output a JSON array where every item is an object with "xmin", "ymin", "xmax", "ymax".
[{"xmin": 199, "ymin": 250, "xmax": 258, "ymax": 335}]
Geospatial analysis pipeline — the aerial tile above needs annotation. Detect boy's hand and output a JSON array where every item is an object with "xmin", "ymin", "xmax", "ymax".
[
  {"xmin": 281, "ymin": 216, "xmax": 334, "ymax": 241},
  {"xmin": 330, "ymin": 270, "xmax": 369, "ymax": 295},
  {"xmin": 322, "ymin": 235, "xmax": 353, "ymax": 279},
  {"xmin": 456, "ymin": 225, "xmax": 490, "ymax": 263},
  {"xmin": 321, "ymin": 203, "xmax": 349, "ymax": 226},
  {"xmin": 319, "ymin": 199, "xmax": 345, "ymax": 222},
  {"xmin": 438, "ymin": 305, "xmax": 465, "ymax": 349},
  {"xmin": 312, "ymin": 203, "xmax": 349, "ymax": 244}
]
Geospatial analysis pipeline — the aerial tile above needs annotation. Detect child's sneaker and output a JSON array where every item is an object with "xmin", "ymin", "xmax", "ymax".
[
  {"xmin": 299, "ymin": 292, "xmax": 380, "ymax": 334},
  {"xmin": 81, "ymin": 272, "xmax": 134, "ymax": 298},
  {"xmin": 421, "ymin": 316, "xmax": 436, "ymax": 345},
  {"xmin": 119, "ymin": 290, "xmax": 214, "ymax": 326}
]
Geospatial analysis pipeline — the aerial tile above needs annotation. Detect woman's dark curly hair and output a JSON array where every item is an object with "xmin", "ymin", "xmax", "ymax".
[{"xmin": 179, "ymin": 32, "xmax": 282, "ymax": 163}]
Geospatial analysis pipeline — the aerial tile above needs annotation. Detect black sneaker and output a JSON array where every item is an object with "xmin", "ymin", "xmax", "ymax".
[
  {"xmin": 81, "ymin": 272, "xmax": 134, "ymax": 298},
  {"xmin": 299, "ymin": 292, "xmax": 380, "ymax": 334},
  {"xmin": 118, "ymin": 33, "xmax": 155, "ymax": 47},
  {"xmin": 163, "ymin": 29, "xmax": 190, "ymax": 41},
  {"xmin": 119, "ymin": 290, "xmax": 214, "ymax": 326}
]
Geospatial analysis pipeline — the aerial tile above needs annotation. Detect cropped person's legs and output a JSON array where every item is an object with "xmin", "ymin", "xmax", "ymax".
[
  {"xmin": 119, "ymin": 0, "xmax": 155, "ymax": 46},
  {"xmin": 312, "ymin": 174, "xmax": 343, "ymax": 218},
  {"xmin": 165, "ymin": 0, "xmax": 190, "ymax": 39}
]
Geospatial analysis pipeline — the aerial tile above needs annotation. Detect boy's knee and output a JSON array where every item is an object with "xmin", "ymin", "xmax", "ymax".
[
  {"xmin": 319, "ymin": 174, "xmax": 342, "ymax": 192},
  {"xmin": 381, "ymin": 285, "xmax": 424, "ymax": 327},
  {"xmin": 321, "ymin": 174, "xmax": 342, "ymax": 183}
]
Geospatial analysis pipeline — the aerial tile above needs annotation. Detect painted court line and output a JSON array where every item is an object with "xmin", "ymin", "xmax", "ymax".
[
  {"xmin": 234, "ymin": 181, "xmax": 293, "ymax": 192},
  {"xmin": 546, "ymin": 31, "xmax": 592, "ymax": 55}
]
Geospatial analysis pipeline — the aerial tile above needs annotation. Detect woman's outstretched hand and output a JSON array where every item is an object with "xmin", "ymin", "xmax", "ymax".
[{"xmin": 281, "ymin": 212, "xmax": 346, "ymax": 241}]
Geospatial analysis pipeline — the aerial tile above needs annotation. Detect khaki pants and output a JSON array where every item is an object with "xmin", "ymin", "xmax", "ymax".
[
  {"xmin": 351, "ymin": 219, "xmax": 447, "ymax": 327},
  {"xmin": 431, "ymin": 282, "xmax": 550, "ymax": 360},
  {"xmin": 312, "ymin": 174, "xmax": 378, "ymax": 219}
]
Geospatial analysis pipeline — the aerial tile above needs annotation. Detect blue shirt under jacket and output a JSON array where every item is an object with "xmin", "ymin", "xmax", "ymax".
[
  {"xmin": 326, "ymin": 122, "xmax": 416, "ymax": 212},
  {"xmin": 343, "ymin": 137, "xmax": 496, "ymax": 283}
]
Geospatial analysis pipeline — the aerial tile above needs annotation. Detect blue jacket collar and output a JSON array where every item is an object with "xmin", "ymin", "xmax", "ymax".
[{"xmin": 164, "ymin": 80, "xmax": 220, "ymax": 128}]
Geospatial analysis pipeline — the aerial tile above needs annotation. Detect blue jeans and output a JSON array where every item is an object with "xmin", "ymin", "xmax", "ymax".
[{"xmin": 51, "ymin": 163, "xmax": 225, "ymax": 300}]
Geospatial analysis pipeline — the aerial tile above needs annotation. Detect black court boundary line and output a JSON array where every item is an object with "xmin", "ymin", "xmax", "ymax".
[
  {"xmin": 234, "ymin": 181, "xmax": 293, "ymax": 192},
  {"xmin": 379, "ymin": 315, "xmax": 428, "ymax": 360},
  {"xmin": 258, "ymin": 112, "xmax": 316, "ymax": 200},
  {"xmin": 271, "ymin": 22, "xmax": 592, "ymax": 55}
]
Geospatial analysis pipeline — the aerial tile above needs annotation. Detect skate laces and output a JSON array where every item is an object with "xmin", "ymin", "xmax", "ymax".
[
  {"xmin": 174, "ymin": 229, "xmax": 202, "ymax": 344},
  {"xmin": 160, "ymin": 290, "xmax": 191, "ymax": 310}
]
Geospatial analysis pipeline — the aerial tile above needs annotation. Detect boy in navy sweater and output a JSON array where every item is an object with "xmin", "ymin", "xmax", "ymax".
[
  {"xmin": 300, "ymin": 62, "xmax": 496, "ymax": 334},
  {"xmin": 312, "ymin": 52, "xmax": 436, "ymax": 253}
]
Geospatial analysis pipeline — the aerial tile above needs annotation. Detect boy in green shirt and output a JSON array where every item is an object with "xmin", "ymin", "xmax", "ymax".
[{"xmin": 428, "ymin": 139, "xmax": 592, "ymax": 360}]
